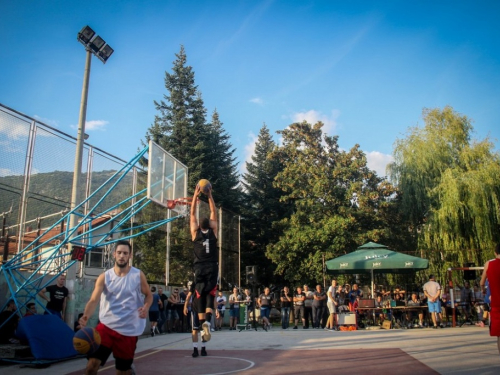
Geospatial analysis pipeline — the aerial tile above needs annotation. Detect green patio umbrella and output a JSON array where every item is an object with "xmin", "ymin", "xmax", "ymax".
[{"xmin": 325, "ymin": 241, "xmax": 429, "ymax": 297}]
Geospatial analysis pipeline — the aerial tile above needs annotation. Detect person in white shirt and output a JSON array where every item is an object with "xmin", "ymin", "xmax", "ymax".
[
  {"xmin": 79, "ymin": 240, "xmax": 152, "ymax": 374},
  {"xmin": 325, "ymin": 280, "xmax": 339, "ymax": 330},
  {"xmin": 228, "ymin": 287, "xmax": 241, "ymax": 330},
  {"xmin": 215, "ymin": 290, "xmax": 226, "ymax": 331}
]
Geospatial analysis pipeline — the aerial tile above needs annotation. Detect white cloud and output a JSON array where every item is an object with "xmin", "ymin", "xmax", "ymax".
[
  {"xmin": 0, "ymin": 121, "xmax": 30, "ymax": 140},
  {"xmin": 366, "ymin": 151, "xmax": 394, "ymax": 178},
  {"xmin": 85, "ymin": 120, "xmax": 109, "ymax": 131},
  {"xmin": 70, "ymin": 120, "xmax": 109, "ymax": 131},
  {"xmin": 240, "ymin": 132, "xmax": 258, "ymax": 175},
  {"xmin": 0, "ymin": 168, "xmax": 22, "ymax": 177},
  {"xmin": 250, "ymin": 97, "xmax": 264, "ymax": 105},
  {"xmin": 0, "ymin": 117, "xmax": 56, "ymax": 141},
  {"xmin": 33, "ymin": 115, "xmax": 59, "ymax": 128},
  {"xmin": 291, "ymin": 109, "xmax": 339, "ymax": 134}
]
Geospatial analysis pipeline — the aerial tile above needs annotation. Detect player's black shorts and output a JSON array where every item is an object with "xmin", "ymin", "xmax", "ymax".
[
  {"xmin": 193, "ymin": 262, "xmax": 218, "ymax": 313},
  {"xmin": 193, "ymin": 262, "xmax": 218, "ymax": 295}
]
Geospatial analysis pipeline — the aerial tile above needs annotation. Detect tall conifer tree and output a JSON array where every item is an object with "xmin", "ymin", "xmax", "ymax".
[{"xmin": 241, "ymin": 125, "xmax": 291, "ymax": 286}]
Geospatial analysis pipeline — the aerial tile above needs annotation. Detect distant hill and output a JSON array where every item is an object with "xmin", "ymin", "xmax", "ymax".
[{"xmin": 0, "ymin": 170, "xmax": 137, "ymax": 229}]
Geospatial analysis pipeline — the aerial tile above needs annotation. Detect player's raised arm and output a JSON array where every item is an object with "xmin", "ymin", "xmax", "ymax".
[
  {"xmin": 190, "ymin": 184, "xmax": 201, "ymax": 240},
  {"xmin": 207, "ymin": 187, "xmax": 217, "ymax": 237}
]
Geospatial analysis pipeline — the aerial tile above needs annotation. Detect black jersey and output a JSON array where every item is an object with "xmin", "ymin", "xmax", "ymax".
[{"xmin": 192, "ymin": 227, "xmax": 218, "ymax": 264}]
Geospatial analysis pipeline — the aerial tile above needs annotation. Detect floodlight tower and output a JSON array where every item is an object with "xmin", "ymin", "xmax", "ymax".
[
  {"xmin": 67, "ymin": 26, "xmax": 113, "ymax": 325},
  {"xmin": 70, "ymin": 26, "xmax": 113, "ymax": 231}
]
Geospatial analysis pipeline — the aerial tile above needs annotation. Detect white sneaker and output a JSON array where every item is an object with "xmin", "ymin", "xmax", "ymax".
[{"xmin": 201, "ymin": 322, "xmax": 211, "ymax": 343}]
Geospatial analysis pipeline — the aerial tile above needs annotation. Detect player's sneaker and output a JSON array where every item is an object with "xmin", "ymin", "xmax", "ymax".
[
  {"xmin": 192, "ymin": 347, "xmax": 199, "ymax": 357},
  {"xmin": 201, "ymin": 347, "xmax": 207, "ymax": 356},
  {"xmin": 201, "ymin": 322, "xmax": 211, "ymax": 343}
]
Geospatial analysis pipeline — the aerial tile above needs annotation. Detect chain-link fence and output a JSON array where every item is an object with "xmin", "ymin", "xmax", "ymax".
[{"xmin": 0, "ymin": 103, "xmax": 240, "ymax": 287}]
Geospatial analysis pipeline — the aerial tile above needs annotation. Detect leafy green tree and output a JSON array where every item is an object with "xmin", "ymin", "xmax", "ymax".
[
  {"xmin": 389, "ymin": 106, "xmax": 500, "ymax": 277},
  {"xmin": 267, "ymin": 121, "xmax": 398, "ymax": 285},
  {"xmin": 240, "ymin": 124, "xmax": 291, "ymax": 286}
]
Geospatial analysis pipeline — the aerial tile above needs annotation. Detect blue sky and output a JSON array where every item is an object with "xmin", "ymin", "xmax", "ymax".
[{"xmin": 1, "ymin": 0, "xmax": 499, "ymax": 178}]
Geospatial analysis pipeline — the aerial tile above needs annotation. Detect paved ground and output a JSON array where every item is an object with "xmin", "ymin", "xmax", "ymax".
[{"xmin": 3, "ymin": 325, "xmax": 500, "ymax": 374}]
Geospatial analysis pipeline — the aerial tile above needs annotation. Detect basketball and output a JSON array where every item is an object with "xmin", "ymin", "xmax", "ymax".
[
  {"xmin": 197, "ymin": 179, "xmax": 211, "ymax": 194},
  {"xmin": 73, "ymin": 327, "xmax": 101, "ymax": 354}
]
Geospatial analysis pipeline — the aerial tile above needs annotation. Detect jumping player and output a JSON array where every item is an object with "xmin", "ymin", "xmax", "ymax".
[
  {"xmin": 79, "ymin": 240, "xmax": 152, "ymax": 375},
  {"xmin": 190, "ymin": 183, "xmax": 218, "ymax": 343}
]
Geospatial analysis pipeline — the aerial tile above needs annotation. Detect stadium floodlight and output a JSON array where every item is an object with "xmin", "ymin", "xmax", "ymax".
[
  {"xmin": 76, "ymin": 25, "xmax": 114, "ymax": 64},
  {"xmin": 77, "ymin": 25, "xmax": 95, "ymax": 45},
  {"xmin": 97, "ymin": 44, "xmax": 114, "ymax": 63},
  {"xmin": 69, "ymin": 26, "xmax": 114, "ymax": 324}
]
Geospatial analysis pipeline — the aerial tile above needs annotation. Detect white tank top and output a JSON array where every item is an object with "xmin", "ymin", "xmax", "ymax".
[{"xmin": 99, "ymin": 267, "xmax": 146, "ymax": 336}]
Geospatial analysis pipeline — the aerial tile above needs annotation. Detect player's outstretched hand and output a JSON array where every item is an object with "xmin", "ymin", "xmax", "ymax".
[
  {"xmin": 138, "ymin": 306, "xmax": 147, "ymax": 319},
  {"xmin": 194, "ymin": 184, "xmax": 201, "ymax": 197},
  {"xmin": 79, "ymin": 315, "xmax": 88, "ymax": 328}
]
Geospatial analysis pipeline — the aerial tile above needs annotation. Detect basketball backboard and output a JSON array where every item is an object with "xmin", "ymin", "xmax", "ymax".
[{"xmin": 147, "ymin": 141, "xmax": 188, "ymax": 212}]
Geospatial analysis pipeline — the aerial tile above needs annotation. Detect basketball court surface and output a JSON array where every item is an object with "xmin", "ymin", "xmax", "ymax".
[{"xmin": 5, "ymin": 325, "xmax": 500, "ymax": 374}]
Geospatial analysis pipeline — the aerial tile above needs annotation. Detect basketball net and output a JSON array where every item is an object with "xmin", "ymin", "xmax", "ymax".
[{"xmin": 166, "ymin": 197, "xmax": 194, "ymax": 216}]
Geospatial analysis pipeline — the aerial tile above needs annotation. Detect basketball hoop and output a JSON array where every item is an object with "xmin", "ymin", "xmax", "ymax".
[{"xmin": 166, "ymin": 197, "xmax": 194, "ymax": 215}]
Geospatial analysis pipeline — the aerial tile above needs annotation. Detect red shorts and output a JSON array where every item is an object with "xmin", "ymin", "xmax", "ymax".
[
  {"xmin": 490, "ymin": 307, "xmax": 500, "ymax": 337},
  {"xmin": 94, "ymin": 323, "xmax": 138, "ymax": 360}
]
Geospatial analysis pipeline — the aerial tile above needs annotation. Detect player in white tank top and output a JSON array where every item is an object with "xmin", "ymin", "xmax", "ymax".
[
  {"xmin": 79, "ymin": 240, "xmax": 152, "ymax": 373},
  {"xmin": 99, "ymin": 266, "xmax": 146, "ymax": 336}
]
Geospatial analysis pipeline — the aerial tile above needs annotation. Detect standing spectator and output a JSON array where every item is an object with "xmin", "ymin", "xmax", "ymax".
[
  {"xmin": 0, "ymin": 300, "xmax": 19, "ymax": 344},
  {"xmin": 325, "ymin": 280, "xmax": 339, "ymax": 330},
  {"xmin": 423, "ymin": 275, "xmax": 442, "ymax": 328},
  {"xmin": 24, "ymin": 302, "xmax": 37, "ymax": 317},
  {"xmin": 480, "ymin": 243, "xmax": 500, "ymax": 356},
  {"xmin": 183, "ymin": 284, "xmax": 209, "ymax": 357},
  {"xmin": 258, "ymin": 287, "xmax": 273, "ymax": 331},
  {"xmin": 79, "ymin": 240, "xmax": 152, "ymax": 374},
  {"xmin": 228, "ymin": 287, "xmax": 241, "ymax": 330},
  {"xmin": 441, "ymin": 286, "xmax": 453, "ymax": 326},
  {"xmin": 179, "ymin": 287, "xmax": 189, "ymax": 332},
  {"xmin": 167, "ymin": 288, "xmax": 180, "ymax": 333},
  {"xmin": 216, "ymin": 290, "xmax": 226, "ymax": 331},
  {"xmin": 157, "ymin": 287, "xmax": 168, "ymax": 333},
  {"xmin": 458, "ymin": 281, "xmax": 475, "ymax": 324},
  {"xmin": 280, "ymin": 286, "xmax": 292, "ymax": 329},
  {"xmin": 293, "ymin": 286, "xmax": 306, "ymax": 329},
  {"xmin": 149, "ymin": 286, "xmax": 161, "ymax": 336},
  {"xmin": 38, "ymin": 274, "xmax": 68, "ymax": 319},
  {"xmin": 312, "ymin": 284, "xmax": 326, "ymax": 329},
  {"xmin": 190, "ymin": 183, "xmax": 218, "ymax": 343},
  {"xmin": 303, "ymin": 284, "xmax": 314, "ymax": 329},
  {"xmin": 348, "ymin": 283, "xmax": 363, "ymax": 307}
]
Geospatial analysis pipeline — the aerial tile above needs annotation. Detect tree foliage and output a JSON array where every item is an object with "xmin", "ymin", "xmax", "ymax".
[
  {"xmin": 240, "ymin": 124, "xmax": 292, "ymax": 286},
  {"xmin": 137, "ymin": 46, "xmax": 240, "ymax": 283},
  {"xmin": 266, "ymin": 121, "xmax": 398, "ymax": 285},
  {"xmin": 389, "ymin": 106, "xmax": 500, "ymax": 276}
]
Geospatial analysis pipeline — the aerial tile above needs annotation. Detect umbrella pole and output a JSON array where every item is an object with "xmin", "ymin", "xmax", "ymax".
[{"xmin": 371, "ymin": 269, "xmax": 374, "ymax": 299}]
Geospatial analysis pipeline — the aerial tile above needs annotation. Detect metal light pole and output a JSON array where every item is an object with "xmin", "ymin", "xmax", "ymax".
[
  {"xmin": 69, "ymin": 49, "xmax": 92, "ymax": 235},
  {"xmin": 66, "ymin": 26, "xmax": 114, "ymax": 327}
]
